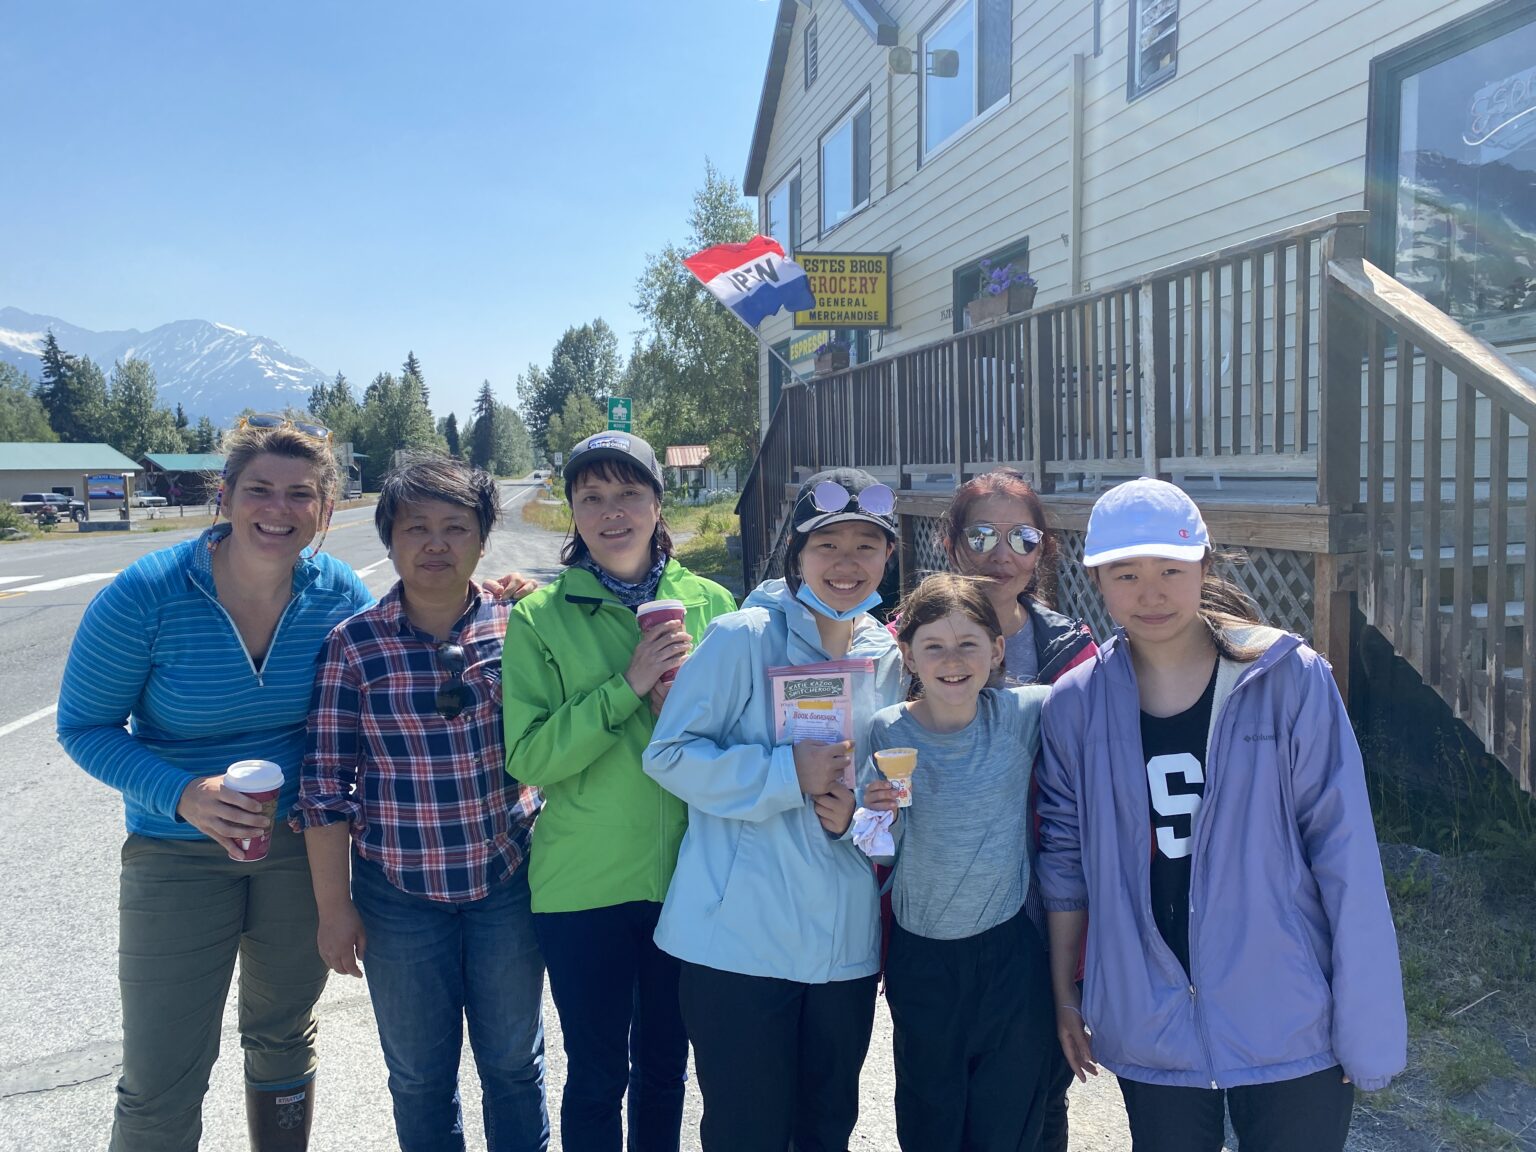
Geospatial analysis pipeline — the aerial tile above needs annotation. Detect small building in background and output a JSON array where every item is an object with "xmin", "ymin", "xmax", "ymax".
[
  {"xmin": 0, "ymin": 442, "xmax": 141, "ymax": 509},
  {"xmin": 138, "ymin": 452, "xmax": 227, "ymax": 506},
  {"xmin": 664, "ymin": 445, "xmax": 738, "ymax": 503}
]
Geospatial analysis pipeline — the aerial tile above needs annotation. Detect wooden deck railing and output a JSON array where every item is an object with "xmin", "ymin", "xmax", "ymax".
[
  {"xmin": 736, "ymin": 211, "xmax": 1367, "ymax": 583},
  {"xmin": 1327, "ymin": 255, "xmax": 1536, "ymax": 793}
]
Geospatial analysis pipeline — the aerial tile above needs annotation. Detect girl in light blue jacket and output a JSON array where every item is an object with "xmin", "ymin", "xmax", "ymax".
[{"xmin": 643, "ymin": 468, "xmax": 904, "ymax": 1152}]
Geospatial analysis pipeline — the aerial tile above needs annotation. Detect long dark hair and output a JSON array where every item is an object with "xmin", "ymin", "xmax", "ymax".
[
  {"xmin": 940, "ymin": 469, "xmax": 1061, "ymax": 608},
  {"xmin": 559, "ymin": 456, "xmax": 673, "ymax": 568},
  {"xmin": 1198, "ymin": 553, "xmax": 1268, "ymax": 661}
]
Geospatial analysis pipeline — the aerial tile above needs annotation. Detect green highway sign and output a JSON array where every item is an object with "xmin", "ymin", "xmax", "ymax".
[{"xmin": 607, "ymin": 396, "xmax": 632, "ymax": 431}]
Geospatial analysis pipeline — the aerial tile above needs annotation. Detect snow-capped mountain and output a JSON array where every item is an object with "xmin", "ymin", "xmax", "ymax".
[{"xmin": 0, "ymin": 307, "xmax": 330, "ymax": 425}]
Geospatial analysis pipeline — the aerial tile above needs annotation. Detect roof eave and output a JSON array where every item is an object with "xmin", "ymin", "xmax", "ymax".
[{"xmin": 842, "ymin": 0, "xmax": 899, "ymax": 45}]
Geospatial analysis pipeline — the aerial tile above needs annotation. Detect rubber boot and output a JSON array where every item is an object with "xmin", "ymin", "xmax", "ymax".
[{"xmin": 246, "ymin": 1079, "xmax": 315, "ymax": 1150}]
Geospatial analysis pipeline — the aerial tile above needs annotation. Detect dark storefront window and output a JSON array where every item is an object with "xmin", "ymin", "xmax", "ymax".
[{"xmin": 1368, "ymin": 2, "xmax": 1536, "ymax": 342}]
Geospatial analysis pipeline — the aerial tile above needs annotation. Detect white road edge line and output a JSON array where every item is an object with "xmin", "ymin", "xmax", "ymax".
[
  {"xmin": 5, "ymin": 573, "xmax": 118, "ymax": 594},
  {"xmin": 0, "ymin": 575, "xmax": 41, "ymax": 587},
  {"xmin": 0, "ymin": 703, "xmax": 58, "ymax": 740},
  {"xmin": 356, "ymin": 558, "xmax": 390, "ymax": 577}
]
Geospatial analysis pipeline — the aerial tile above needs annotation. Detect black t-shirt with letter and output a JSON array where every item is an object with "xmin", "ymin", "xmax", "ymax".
[{"xmin": 1138, "ymin": 661, "xmax": 1218, "ymax": 977}]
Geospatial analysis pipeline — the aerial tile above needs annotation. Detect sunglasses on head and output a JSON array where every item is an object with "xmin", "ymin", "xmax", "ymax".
[
  {"xmin": 809, "ymin": 480, "xmax": 896, "ymax": 519},
  {"xmin": 434, "ymin": 643, "xmax": 468, "ymax": 720},
  {"xmin": 964, "ymin": 522, "xmax": 1043, "ymax": 556},
  {"xmin": 237, "ymin": 412, "xmax": 332, "ymax": 442}
]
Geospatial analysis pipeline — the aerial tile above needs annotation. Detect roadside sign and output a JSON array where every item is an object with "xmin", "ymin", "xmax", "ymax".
[
  {"xmin": 553, "ymin": 451, "xmax": 564, "ymax": 466},
  {"xmin": 607, "ymin": 396, "xmax": 632, "ymax": 431}
]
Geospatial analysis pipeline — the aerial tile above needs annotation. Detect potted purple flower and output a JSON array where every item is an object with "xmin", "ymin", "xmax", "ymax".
[
  {"xmin": 964, "ymin": 259, "xmax": 1037, "ymax": 327},
  {"xmin": 813, "ymin": 337, "xmax": 850, "ymax": 375}
]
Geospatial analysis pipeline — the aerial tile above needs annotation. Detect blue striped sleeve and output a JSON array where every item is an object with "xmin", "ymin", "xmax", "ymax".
[{"xmin": 56, "ymin": 564, "xmax": 194, "ymax": 822}]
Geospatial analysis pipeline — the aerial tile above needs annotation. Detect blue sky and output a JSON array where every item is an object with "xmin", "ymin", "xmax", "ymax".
[{"xmin": 0, "ymin": 0, "xmax": 780, "ymax": 420}]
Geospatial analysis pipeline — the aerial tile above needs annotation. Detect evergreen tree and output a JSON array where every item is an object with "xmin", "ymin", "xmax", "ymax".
[
  {"xmin": 355, "ymin": 372, "xmax": 439, "ymax": 486},
  {"xmin": 0, "ymin": 363, "xmax": 57, "ymax": 442},
  {"xmin": 34, "ymin": 330, "xmax": 110, "ymax": 442},
  {"xmin": 108, "ymin": 358, "xmax": 182, "ymax": 460},
  {"xmin": 516, "ymin": 320, "xmax": 620, "ymax": 451},
  {"xmin": 470, "ymin": 380, "xmax": 497, "ymax": 471},
  {"xmin": 402, "ymin": 351, "xmax": 428, "ymax": 410},
  {"xmin": 175, "ymin": 403, "xmax": 189, "ymax": 431},
  {"xmin": 544, "ymin": 391, "xmax": 605, "ymax": 459},
  {"xmin": 192, "ymin": 416, "xmax": 218, "ymax": 454},
  {"xmin": 443, "ymin": 412, "xmax": 461, "ymax": 458},
  {"xmin": 310, "ymin": 370, "xmax": 362, "ymax": 447}
]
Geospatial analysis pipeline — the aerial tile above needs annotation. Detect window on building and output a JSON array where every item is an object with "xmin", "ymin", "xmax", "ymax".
[
  {"xmin": 764, "ymin": 167, "xmax": 801, "ymax": 255},
  {"xmin": 820, "ymin": 95, "xmax": 871, "ymax": 234},
  {"xmin": 1367, "ymin": 2, "xmax": 1536, "ymax": 342},
  {"xmin": 805, "ymin": 16, "xmax": 819, "ymax": 89},
  {"xmin": 951, "ymin": 238, "xmax": 1030, "ymax": 333},
  {"xmin": 921, "ymin": 0, "xmax": 1010, "ymax": 159},
  {"xmin": 1127, "ymin": 0, "xmax": 1179, "ymax": 100}
]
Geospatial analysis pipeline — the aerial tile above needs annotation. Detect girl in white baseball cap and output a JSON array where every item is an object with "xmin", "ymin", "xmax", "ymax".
[{"xmin": 1035, "ymin": 478, "xmax": 1405, "ymax": 1152}]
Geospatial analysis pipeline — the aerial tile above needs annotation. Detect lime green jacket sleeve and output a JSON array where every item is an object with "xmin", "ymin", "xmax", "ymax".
[{"xmin": 502, "ymin": 605, "xmax": 647, "ymax": 788}]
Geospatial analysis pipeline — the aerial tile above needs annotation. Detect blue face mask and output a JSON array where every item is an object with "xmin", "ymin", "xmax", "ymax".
[{"xmin": 796, "ymin": 580, "xmax": 882, "ymax": 622}]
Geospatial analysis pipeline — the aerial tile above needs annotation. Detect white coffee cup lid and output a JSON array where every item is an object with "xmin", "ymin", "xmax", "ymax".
[
  {"xmin": 636, "ymin": 599, "xmax": 685, "ymax": 613},
  {"xmin": 225, "ymin": 759, "xmax": 284, "ymax": 792}
]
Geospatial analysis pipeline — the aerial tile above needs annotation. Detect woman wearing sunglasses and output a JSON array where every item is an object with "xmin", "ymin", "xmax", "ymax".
[
  {"xmin": 644, "ymin": 467, "xmax": 906, "ymax": 1152},
  {"xmin": 939, "ymin": 468, "xmax": 1096, "ymax": 1152},
  {"xmin": 56, "ymin": 418, "xmax": 372, "ymax": 1151},
  {"xmin": 296, "ymin": 454, "xmax": 547, "ymax": 1152},
  {"xmin": 501, "ymin": 432, "xmax": 736, "ymax": 1152}
]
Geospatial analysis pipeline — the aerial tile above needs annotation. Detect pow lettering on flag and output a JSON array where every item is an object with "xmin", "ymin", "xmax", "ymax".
[{"xmin": 683, "ymin": 236, "xmax": 817, "ymax": 329}]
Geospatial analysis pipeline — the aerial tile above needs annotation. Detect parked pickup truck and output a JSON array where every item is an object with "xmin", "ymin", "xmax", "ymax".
[
  {"xmin": 131, "ymin": 493, "xmax": 168, "ymax": 507},
  {"xmin": 9, "ymin": 492, "xmax": 87, "ymax": 521}
]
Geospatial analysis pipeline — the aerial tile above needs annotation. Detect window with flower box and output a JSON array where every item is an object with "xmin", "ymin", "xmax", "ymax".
[
  {"xmin": 820, "ymin": 94, "xmax": 871, "ymax": 235},
  {"xmin": 951, "ymin": 238, "xmax": 1030, "ymax": 333},
  {"xmin": 921, "ymin": 0, "xmax": 1011, "ymax": 160}
]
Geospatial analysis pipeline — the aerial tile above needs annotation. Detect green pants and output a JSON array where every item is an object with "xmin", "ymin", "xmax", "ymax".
[{"xmin": 111, "ymin": 824, "xmax": 327, "ymax": 1152}]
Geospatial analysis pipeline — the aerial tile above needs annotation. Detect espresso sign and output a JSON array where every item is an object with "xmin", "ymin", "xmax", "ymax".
[{"xmin": 793, "ymin": 252, "xmax": 892, "ymax": 329}]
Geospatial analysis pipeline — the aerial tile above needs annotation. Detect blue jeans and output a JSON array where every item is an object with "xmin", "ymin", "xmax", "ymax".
[
  {"xmin": 353, "ymin": 855, "xmax": 548, "ymax": 1152},
  {"xmin": 533, "ymin": 901, "xmax": 687, "ymax": 1152}
]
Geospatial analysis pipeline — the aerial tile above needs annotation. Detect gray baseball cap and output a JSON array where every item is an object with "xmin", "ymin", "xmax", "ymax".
[{"xmin": 563, "ymin": 431, "xmax": 664, "ymax": 495}]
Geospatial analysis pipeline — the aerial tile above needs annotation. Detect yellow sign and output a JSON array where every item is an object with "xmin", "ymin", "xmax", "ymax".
[{"xmin": 793, "ymin": 252, "xmax": 891, "ymax": 329}]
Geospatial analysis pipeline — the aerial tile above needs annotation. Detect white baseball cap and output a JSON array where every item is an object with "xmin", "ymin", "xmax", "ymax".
[{"xmin": 1082, "ymin": 478, "xmax": 1210, "ymax": 567}]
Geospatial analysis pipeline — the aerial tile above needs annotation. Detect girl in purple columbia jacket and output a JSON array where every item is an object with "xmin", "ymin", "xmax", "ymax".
[{"xmin": 1036, "ymin": 479, "xmax": 1406, "ymax": 1152}]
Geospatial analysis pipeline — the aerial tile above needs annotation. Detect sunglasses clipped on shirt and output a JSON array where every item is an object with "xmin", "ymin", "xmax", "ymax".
[
  {"xmin": 236, "ymin": 412, "xmax": 333, "ymax": 443},
  {"xmin": 809, "ymin": 480, "xmax": 896, "ymax": 519},
  {"xmin": 434, "ymin": 643, "xmax": 468, "ymax": 720},
  {"xmin": 964, "ymin": 521, "xmax": 1044, "ymax": 557}
]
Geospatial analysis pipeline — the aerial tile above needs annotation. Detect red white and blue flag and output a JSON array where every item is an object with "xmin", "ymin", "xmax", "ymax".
[{"xmin": 683, "ymin": 236, "xmax": 816, "ymax": 329}]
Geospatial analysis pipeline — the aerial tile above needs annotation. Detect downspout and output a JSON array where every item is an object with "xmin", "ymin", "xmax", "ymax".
[{"xmin": 1068, "ymin": 52, "xmax": 1085, "ymax": 294}]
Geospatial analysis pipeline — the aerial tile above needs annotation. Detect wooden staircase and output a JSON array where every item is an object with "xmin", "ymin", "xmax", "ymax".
[{"xmin": 734, "ymin": 214, "xmax": 1536, "ymax": 793}]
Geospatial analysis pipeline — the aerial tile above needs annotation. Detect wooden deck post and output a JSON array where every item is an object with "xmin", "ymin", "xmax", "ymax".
[
  {"xmin": 1318, "ymin": 224, "xmax": 1366, "ymax": 510},
  {"xmin": 1312, "ymin": 552, "xmax": 1355, "ymax": 703},
  {"xmin": 1139, "ymin": 279, "xmax": 1172, "ymax": 480}
]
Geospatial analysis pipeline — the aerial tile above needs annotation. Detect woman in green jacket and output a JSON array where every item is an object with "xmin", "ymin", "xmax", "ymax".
[{"xmin": 503, "ymin": 432, "xmax": 735, "ymax": 1152}]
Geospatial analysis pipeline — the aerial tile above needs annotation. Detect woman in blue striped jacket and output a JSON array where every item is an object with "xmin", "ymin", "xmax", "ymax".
[{"xmin": 56, "ymin": 421, "xmax": 372, "ymax": 1152}]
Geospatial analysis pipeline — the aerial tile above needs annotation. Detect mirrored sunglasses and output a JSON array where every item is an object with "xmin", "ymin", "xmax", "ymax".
[
  {"xmin": 237, "ymin": 412, "xmax": 332, "ymax": 442},
  {"xmin": 434, "ymin": 642, "xmax": 468, "ymax": 720},
  {"xmin": 964, "ymin": 522, "xmax": 1043, "ymax": 556},
  {"xmin": 810, "ymin": 480, "xmax": 896, "ymax": 519}
]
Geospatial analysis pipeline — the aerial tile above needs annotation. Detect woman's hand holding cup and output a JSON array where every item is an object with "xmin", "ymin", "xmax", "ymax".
[
  {"xmin": 176, "ymin": 775, "xmax": 271, "ymax": 859},
  {"xmin": 624, "ymin": 620, "xmax": 691, "ymax": 699}
]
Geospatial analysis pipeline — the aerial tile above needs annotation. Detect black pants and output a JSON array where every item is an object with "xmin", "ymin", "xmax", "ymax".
[
  {"xmin": 532, "ymin": 903, "xmax": 687, "ymax": 1152},
  {"xmin": 677, "ymin": 961, "xmax": 879, "ymax": 1152},
  {"xmin": 884, "ymin": 908, "xmax": 1055, "ymax": 1152},
  {"xmin": 1118, "ymin": 1065, "xmax": 1355, "ymax": 1152}
]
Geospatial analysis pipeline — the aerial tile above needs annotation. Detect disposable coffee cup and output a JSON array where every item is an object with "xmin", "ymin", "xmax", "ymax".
[
  {"xmin": 636, "ymin": 599, "xmax": 688, "ymax": 684},
  {"xmin": 875, "ymin": 748, "xmax": 917, "ymax": 807},
  {"xmin": 223, "ymin": 759, "xmax": 284, "ymax": 862}
]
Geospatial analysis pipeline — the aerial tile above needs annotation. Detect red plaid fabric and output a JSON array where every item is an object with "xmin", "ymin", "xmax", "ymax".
[{"xmin": 296, "ymin": 582, "xmax": 540, "ymax": 902}]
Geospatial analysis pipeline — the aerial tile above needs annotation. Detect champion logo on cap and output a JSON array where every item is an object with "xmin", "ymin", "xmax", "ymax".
[
  {"xmin": 581, "ymin": 435, "xmax": 630, "ymax": 453},
  {"xmin": 1179, "ymin": 529, "xmax": 1190, "ymax": 538}
]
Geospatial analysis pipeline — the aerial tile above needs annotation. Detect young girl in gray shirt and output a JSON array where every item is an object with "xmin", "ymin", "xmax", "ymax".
[{"xmin": 863, "ymin": 573, "xmax": 1054, "ymax": 1152}]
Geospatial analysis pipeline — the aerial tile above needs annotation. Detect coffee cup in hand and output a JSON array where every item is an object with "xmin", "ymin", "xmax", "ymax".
[
  {"xmin": 636, "ymin": 599, "xmax": 688, "ymax": 684},
  {"xmin": 223, "ymin": 759, "xmax": 284, "ymax": 862}
]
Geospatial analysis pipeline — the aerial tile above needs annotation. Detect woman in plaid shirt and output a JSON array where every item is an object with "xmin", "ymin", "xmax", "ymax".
[{"xmin": 297, "ymin": 455, "xmax": 546, "ymax": 1152}]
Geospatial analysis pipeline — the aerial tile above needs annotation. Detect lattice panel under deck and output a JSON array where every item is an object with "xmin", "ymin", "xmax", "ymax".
[{"xmin": 902, "ymin": 516, "xmax": 1315, "ymax": 645}]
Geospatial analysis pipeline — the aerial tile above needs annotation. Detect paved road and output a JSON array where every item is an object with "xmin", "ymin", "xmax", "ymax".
[{"xmin": 0, "ymin": 479, "xmax": 1129, "ymax": 1150}]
